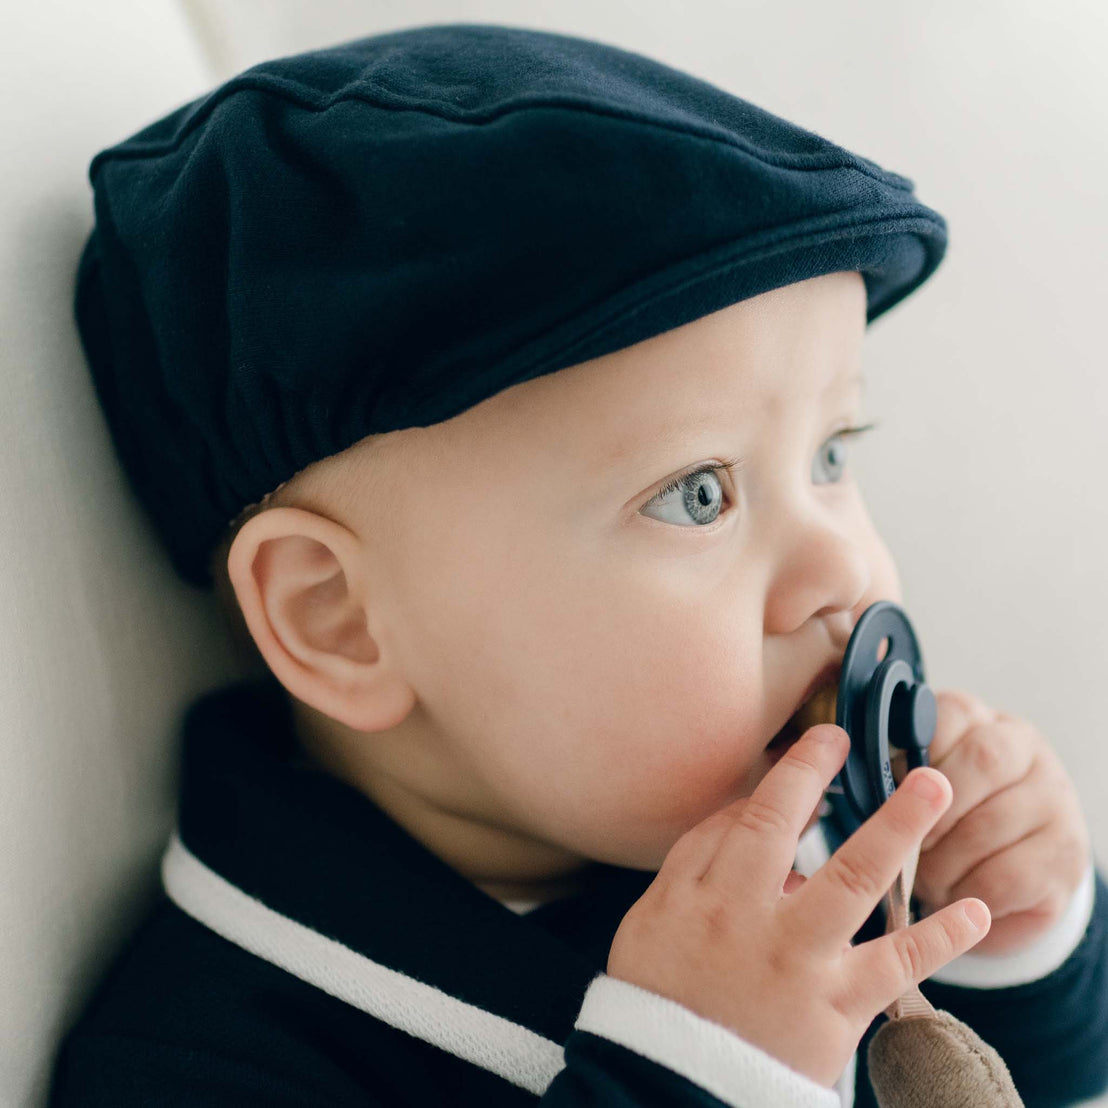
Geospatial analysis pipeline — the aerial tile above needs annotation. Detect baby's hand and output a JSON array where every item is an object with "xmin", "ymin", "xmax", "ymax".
[
  {"xmin": 891, "ymin": 688, "xmax": 1092, "ymax": 957},
  {"xmin": 606, "ymin": 726, "xmax": 991, "ymax": 1088}
]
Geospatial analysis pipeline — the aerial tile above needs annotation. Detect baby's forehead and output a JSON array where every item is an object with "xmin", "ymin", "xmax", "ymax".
[{"xmin": 466, "ymin": 271, "xmax": 866, "ymax": 422}]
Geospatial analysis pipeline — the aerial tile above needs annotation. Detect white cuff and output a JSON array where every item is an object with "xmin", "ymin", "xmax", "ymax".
[
  {"xmin": 928, "ymin": 860, "xmax": 1098, "ymax": 989},
  {"xmin": 574, "ymin": 974, "xmax": 841, "ymax": 1108}
]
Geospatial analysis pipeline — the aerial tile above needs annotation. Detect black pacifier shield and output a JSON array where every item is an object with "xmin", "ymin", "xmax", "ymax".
[{"xmin": 834, "ymin": 601, "xmax": 937, "ymax": 826}]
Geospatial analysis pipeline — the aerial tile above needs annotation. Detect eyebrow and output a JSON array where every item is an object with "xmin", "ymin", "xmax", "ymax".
[{"xmin": 605, "ymin": 367, "xmax": 865, "ymax": 470}]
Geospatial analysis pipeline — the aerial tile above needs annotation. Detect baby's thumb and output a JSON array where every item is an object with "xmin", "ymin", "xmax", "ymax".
[{"xmin": 782, "ymin": 870, "xmax": 807, "ymax": 896}]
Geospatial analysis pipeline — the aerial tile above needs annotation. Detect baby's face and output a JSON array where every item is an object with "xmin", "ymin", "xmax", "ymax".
[{"xmin": 278, "ymin": 269, "xmax": 900, "ymax": 895}]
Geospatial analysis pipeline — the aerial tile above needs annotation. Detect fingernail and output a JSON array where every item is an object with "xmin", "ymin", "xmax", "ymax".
[
  {"xmin": 909, "ymin": 771, "xmax": 943, "ymax": 802},
  {"xmin": 963, "ymin": 901, "xmax": 989, "ymax": 929}
]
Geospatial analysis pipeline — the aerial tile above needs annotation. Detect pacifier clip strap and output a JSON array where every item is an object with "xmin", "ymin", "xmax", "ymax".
[{"xmin": 882, "ymin": 843, "xmax": 937, "ymax": 1021}]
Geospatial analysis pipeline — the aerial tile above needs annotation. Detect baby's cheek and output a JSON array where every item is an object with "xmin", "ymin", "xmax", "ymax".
[
  {"xmin": 601, "ymin": 729, "xmax": 763, "ymax": 859},
  {"xmin": 511, "ymin": 694, "xmax": 769, "ymax": 871}
]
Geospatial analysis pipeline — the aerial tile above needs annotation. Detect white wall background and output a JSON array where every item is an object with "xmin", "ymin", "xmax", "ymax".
[{"xmin": 3, "ymin": 1, "xmax": 1106, "ymax": 1105}]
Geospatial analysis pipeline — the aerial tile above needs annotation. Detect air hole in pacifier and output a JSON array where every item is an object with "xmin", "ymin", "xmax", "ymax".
[
  {"xmin": 888, "ymin": 682, "xmax": 911, "ymax": 742},
  {"xmin": 875, "ymin": 636, "xmax": 890, "ymax": 662}
]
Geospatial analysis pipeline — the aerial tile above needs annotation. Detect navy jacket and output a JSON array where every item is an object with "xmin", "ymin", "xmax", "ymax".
[{"xmin": 47, "ymin": 675, "xmax": 1108, "ymax": 1106}]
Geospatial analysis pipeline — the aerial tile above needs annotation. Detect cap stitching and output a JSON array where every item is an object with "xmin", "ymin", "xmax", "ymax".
[{"xmin": 89, "ymin": 73, "xmax": 914, "ymax": 193}]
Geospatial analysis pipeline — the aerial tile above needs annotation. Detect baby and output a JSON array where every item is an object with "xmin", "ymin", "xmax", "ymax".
[{"xmin": 48, "ymin": 22, "xmax": 1106, "ymax": 1108}]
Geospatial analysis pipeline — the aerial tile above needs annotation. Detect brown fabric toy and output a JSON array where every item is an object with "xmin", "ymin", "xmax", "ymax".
[{"xmin": 868, "ymin": 1008, "xmax": 1023, "ymax": 1107}]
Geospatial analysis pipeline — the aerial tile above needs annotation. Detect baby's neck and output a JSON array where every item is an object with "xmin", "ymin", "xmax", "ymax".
[
  {"xmin": 292, "ymin": 719, "xmax": 601, "ymax": 907},
  {"xmin": 475, "ymin": 871, "xmax": 591, "ymax": 906}
]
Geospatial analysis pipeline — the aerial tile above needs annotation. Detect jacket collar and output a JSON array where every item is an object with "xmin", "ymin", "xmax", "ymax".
[{"xmin": 163, "ymin": 675, "xmax": 656, "ymax": 1091}]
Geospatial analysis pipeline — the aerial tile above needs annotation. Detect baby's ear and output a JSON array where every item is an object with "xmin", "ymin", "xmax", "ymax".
[{"xmin": 226, "ymin": 506, "xmax": 415, "ymax": 732}]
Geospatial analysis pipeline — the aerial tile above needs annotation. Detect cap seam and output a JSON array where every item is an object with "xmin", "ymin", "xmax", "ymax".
[{"xmin": 89, "ymin": 74, "xmax": 914, "ymax": 193}]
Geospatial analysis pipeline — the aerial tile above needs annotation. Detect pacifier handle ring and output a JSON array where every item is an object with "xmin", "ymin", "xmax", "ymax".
[
  {"xmin": 863, "ymin": 658, "xmax": 937, "ymax": 802},
  {"xmin": 834, "ymin": 601, "xmax": 936, "ymax": 827}
]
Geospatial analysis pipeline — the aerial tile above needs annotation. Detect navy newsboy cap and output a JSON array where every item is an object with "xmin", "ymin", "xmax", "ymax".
[{"xmin": 76, "ymin": 22, "xmax": 947, "ymax": 590}]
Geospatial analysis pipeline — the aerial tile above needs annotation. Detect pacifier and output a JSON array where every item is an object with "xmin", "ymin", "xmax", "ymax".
[
  {"xmin": 792, "ymin": 600, "xmax": 938, "ymax": 834},
  {"xmin": 834, "ymin": 600, "xmax": 937, "ymax": 828}
]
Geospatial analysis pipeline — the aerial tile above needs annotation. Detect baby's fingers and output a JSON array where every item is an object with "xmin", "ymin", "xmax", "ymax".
[
  {"xmin": 842, "ymin": 899, "xmax": 991, "ymax": 1020},
  {"xmin": 698, "ymin": 725, "xmax": 849, "ymax": 896},
  {"xmin": 798, "ymin": 767, "xmax": 953, "ymax": 952}
]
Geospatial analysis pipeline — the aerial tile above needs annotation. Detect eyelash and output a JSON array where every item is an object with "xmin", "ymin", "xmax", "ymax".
[
  {"xmin": 652, "ymin": 422, "xmax": 880, "ymax": 502},
  {"xmin": 654, "ymin": 459, "xmax": 742, "ymax": 502}
]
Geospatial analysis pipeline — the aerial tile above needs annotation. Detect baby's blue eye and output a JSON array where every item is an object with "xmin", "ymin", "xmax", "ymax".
[
  {"xmin": 641, "ymin": 465, "xmax": 728, "ymax": 527},
  {"xmin": 813, "ymin": 422, "xmax": 879, "ymax": 483},
  {"xmin": 640, "ymin": 424, "xmax": 877, "ymax": 529},
  {"xmin": 813, "ymin": 434, "xmax": 851, "ymax": 485}
]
